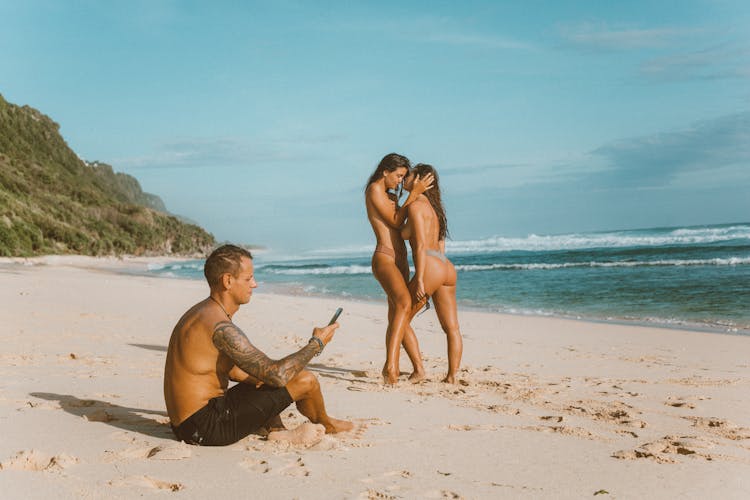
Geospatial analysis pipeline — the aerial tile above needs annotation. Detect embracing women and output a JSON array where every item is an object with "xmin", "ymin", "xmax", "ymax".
[{"xmin": 364, "ymin": 153, "xmax": 463, "ymax": 385}]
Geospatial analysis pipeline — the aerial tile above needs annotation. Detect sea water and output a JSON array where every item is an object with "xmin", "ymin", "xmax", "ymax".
[{"xmin": 146, "ymin": 223, "xmax": 750, "ymax": 335}]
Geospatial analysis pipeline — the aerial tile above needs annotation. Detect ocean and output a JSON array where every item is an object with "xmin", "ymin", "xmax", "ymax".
[{"xmin": 145, "ymin": 223, "xmax": 750, "ymax": 335}]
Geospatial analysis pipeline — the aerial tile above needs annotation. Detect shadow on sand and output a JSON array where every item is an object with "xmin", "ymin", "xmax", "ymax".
[
  {"xmin": 307, "ymin": 363, "xmax": 380, "ymax": 386},
  {"xmin": 128, "ymin": 343, "xmax": 168, "ymax": 352},
  {"xmin": 30, "ymin": 392, "xmax": 173, "ymax": 440}
]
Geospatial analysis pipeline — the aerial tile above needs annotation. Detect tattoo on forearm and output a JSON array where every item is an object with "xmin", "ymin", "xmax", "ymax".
[{"xmin": 212, "ymin": 321, "xmax": 318, "ymax": 387}]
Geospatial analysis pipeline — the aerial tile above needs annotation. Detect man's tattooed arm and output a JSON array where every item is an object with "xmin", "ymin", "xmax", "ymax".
[{"xmin": 212, "ymin": 321, "xmax": 320, "ymax": 387}]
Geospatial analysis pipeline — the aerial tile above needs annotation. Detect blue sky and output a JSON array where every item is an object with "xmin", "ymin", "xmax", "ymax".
[{"xmin": 2, "ymin": 1, "xmax": 748, "ymax": 253}]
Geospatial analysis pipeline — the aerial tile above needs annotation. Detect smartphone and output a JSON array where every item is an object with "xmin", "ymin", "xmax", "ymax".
[{"xmin": 328, "ymin": 307, "xmax": 343, "ymax": 325}]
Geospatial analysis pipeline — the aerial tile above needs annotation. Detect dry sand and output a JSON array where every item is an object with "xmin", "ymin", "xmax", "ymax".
[{"xmin": 1, "ymin": 258, "xmax": 748, "ymax": 499}]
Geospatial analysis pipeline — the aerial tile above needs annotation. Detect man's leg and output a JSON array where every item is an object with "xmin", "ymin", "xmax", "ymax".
[
  {"xmin": 286, "ymin": 370, "xmax": 353, "ymax": 433},
  {"xmin": 258, "ymin": 413, "xmax": 286, "ymax": 434},
  {"xmin": 222, "ymin": 383, "xmax": 295, "ymax": 445}
]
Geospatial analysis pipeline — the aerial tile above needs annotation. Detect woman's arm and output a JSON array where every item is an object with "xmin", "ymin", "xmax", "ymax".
[
  {"xmin": 410, "ymin": 201, "xmax": 429, "ymax": 302},
  {"xmin": 367, "ymin": 174, "xmax": 434, "ymax": 228}
]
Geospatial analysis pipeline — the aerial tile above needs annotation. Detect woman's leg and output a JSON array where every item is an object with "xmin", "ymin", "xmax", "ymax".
[
  {"xmin": 410, "ymin": 258, "xmax": 462, "ymax": 383},
  {"xmin": 396, "ymin": 252, "xmax": 425, "ymax": 381},
  {"xmin": 384, "ymin": 282, "xmax": 424, "ymax": 382},
  {"xmin": 431, "ymin": 283, "xmax": 462, "ymax": 383},
  {"xmin": 373, "ymin": 254, "xmax": 415, "ymax": 384}
]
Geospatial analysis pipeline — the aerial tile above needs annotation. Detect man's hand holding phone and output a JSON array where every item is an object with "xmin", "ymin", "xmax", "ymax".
[{"xmin": 309, "ymin": 308, "xmax": 343, "ymax": 355}]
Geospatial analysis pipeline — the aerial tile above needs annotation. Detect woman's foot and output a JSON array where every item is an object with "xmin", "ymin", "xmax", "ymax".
[
  {"xmin": 442, "ymin": 373, "xmax": 456, "ymax": 384},
  {"xmin": 408, "ymin": 370, "xmax": 426, "ymax": 383},
  {"xmin": 382, "ymin": 364, "xmax": 399, "ymax": 385}
]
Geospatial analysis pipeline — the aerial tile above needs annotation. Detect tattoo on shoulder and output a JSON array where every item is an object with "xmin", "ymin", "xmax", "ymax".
[
  {"xmin": 212, "ymin": 321, "xmax": 249, "ymax": 352},
  {"xmin": 211, "ymin": 321, "xmax": 318, "ymax": 387}
]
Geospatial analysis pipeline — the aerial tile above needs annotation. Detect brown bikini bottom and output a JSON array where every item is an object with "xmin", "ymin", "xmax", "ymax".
[{"xmin": 374, "ymin": 244, "xmax": 396, "ymax": 259}]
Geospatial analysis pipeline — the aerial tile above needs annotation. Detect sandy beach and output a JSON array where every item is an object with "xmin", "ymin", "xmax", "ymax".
[{"xmin": 1, "ymin": 259, "xmax": 749, "ymax": 499}]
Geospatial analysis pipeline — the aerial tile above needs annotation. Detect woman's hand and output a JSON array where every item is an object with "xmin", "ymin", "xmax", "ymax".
[
  {"xmin": 414, "ymin": 279, "xmax": 427, "ymax": 304},
  {"xmin": 410, "ymin": 173, "xmax": 434, "ymax": 196}
]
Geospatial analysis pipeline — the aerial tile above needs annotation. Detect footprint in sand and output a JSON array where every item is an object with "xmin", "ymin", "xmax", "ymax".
[
  {"xmin": 19, "ymin": 399, "xmax": 60, "ymax": 410},
  {"xmin": 665, "ymin": 395, "xmax": 707, "ymax": 409},
  {"xmin": 84, "ymin": 408, "xmax": 115, "ymax": 422},
  {"xmin": 276, "ymin": 456, "xmax": 309, "ymax": 477},
  {"xmin": 667, "ymin": 376, "xmax": 740, "ymax": 387},
  {"xmin": 356, "ymin": 471, "xmax": 413, "ymax": 498},
  {"xmin": 241, "ymin": 457, "xmax": 272, "ymax": 473},
  {"xmin": 382, "ymin": 469, "xmax": 412, "ymax": 478},
  {"xmin": 447, "ymin": 424, "xmax": 499, "ymax": 432},
  {"xmin": 540, "ymin": 415, "xmax": 564, "ymax": 423},
  {"xmin": 612, "ymin": 435, "xmax": 717, "ymax": 463},
  {"xmin": 267, "ymin": 422, "xmax": 326, "ymax": 448},
  {"xmin": 2, "ymin": 354, "xmax": 35, "ymax": 366},
  {"xmin": 104, "ymin": 440, "xmax": 191, "ymax": 462},
  {"xmin": 0, "ymin": 450, "xmax": 78, "ymax": 471},
  {"xmin": 564, "ymin": 400, "xmax": 647, "ymax": 428},
  {"xmin": 421, "ymin": 490, "xmax": 465, "ymax": 499},
  {"xmin": 683, "ymin": 416, "xmax": 750, "ymax": 441},
  {"xmin": 521, "ymin": 424, "xmax": 604, "ymax": 441},
  {"xmin": 147, "ymin": 442, "xmax": 192, "ymax": 460},
  {"xmin": 298, "ymin": 419, "xmax": 370, "ymax": 451},
  {"xmin": 241, "ymin": 455, "xmax": 309, "ymax": 476},
  {"xmin": 360, "ymin": 488, "xmax": 399, "ymax": 499},
  {"xmin": 108, "ymin": 475, "xmax": 183, "ymax": 491}
]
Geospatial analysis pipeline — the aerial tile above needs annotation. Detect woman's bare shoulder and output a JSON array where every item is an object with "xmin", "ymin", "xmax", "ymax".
[
  {"xmin": 365, "ymin": 182, "xmax": 384, "ymax": 196},
  {"xmin": 408, "ymin": 196, "xmax": 431, "ymax": 212}
]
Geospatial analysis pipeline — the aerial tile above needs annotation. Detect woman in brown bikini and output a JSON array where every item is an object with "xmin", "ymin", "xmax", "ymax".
[
  {"xmin": 401, "ymin": 163, "xmax": 462, "ymax": 383},
  {"xmin": 365, "ymin": 153, "xmax": 433, "ymax": 384}
]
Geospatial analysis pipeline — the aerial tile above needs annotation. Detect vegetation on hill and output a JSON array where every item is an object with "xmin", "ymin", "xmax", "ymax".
[{"xmin": 0, "ymin": 93, "xmax": 215, "ymax": 256}]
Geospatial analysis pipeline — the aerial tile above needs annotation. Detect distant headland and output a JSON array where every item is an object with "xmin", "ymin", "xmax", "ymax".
[{"xmin": 0, "ymin": 94, "xmax": 216, "ymax": 257}]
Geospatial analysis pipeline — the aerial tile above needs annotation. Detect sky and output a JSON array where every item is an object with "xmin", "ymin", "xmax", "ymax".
[{"xmin": 1, "ymin": 0, "xmax": 749, "ymax": 254}]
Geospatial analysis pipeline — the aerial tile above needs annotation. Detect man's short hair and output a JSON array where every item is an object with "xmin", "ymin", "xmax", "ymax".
[{"xmin": 204, "ymin": 244, "xmax": 253, "ymax": 287}]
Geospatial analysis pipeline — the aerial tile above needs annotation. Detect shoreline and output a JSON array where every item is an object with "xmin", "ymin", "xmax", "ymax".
[{"xmin": 3, "ymin": 254, "xmax": 748, "ymax": 337}]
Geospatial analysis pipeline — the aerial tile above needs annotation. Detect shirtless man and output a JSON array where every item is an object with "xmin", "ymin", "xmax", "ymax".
[{"xmin": 164, "ymin": 244, "xmax": 352, "ymax": 446}]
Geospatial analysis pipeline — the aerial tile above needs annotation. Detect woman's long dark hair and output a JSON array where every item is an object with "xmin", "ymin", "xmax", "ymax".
[
  {"xmin": 412, "ymin": 163, "xmax": 449, "ymax": 241},
  {"xmin": 364, "ymin": 153, "xmax": 411, "ymax": 191}
]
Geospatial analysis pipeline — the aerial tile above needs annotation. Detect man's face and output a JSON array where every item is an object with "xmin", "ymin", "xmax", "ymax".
[{"xmin": 231, "ymin": 256, "xmax": 257, "ymax": 304}]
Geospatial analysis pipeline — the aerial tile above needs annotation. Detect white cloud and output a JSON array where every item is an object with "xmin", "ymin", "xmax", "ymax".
[
  {"xmin": 114, "ymin": 133, "xmax": 345, "ymax": 169},
  {"xmin": 590, "ymin": 111, "xmax": 750, "ymax": 187},
  {"xmin": 416, "ymin": 31, "xmax": 534, "ymax": 50},
  {"xmin": 558, "ymin": 22, "xmax": 704, "ymax": 50},
  {"xmin": 639, "ymin": 43, "xmax": 750, "ymax": 81}
]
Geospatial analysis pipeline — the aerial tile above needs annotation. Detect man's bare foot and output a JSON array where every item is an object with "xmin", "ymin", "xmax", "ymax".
[
  {"xmin": 267, "ymin": 422, "xmax": 325, "ymax": 447},
  {"xmin": 408, "ymin": 370, "xmax": 426, "ymax": 383},
  {"xmin": 322, "ymin": 417, "xmax": 354, "ymax": 434},
  {"xmin": 442, "ymin": 374, "xmax": 456, "ymax": 384}
]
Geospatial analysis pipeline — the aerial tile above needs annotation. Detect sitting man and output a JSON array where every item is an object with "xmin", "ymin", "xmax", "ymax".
[{"xmin": 164, "ymin": 244, "xmax": 352, "ymax": 446}]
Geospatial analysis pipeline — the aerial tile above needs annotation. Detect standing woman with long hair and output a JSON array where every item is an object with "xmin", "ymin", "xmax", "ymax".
[
  {"xmin": 401, "ymin": 163, "xmax": 463, "ymax": 383},
  {"xmin": 365, "ymin": 153, "xmax": 434, "ymax": 384}
]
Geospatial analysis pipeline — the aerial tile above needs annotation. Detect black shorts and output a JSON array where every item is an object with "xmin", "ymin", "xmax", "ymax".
[{"xmin": 172, "ymin": 383, "xmax": 293, "ymax": 446}]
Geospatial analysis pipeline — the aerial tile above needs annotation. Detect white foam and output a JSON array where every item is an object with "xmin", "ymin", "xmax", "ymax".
[
  {"xmin": 265, "ymin": 265, "xmax": 372, "ymax": 276},
  {"xmin": 292, "ymin": 224, "xmax": 750, "ymax": 258},
  {"xmin": 446, "ymin": 225, "xmax": 750, "ymax": 254},
  {"xmin": 455, "ymin": 256, "xmax": 750, "ymax": 272}
]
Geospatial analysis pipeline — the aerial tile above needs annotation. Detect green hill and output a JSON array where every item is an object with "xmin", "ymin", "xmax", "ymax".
[{"xmin": 0, "ymin": 94, "xmax": 215, "ymax": 256}]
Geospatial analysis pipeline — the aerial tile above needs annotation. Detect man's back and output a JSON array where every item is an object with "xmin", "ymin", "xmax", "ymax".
[{"xmin": 164, "ymin": 300, "xmax": 232, "ymax": 427}]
